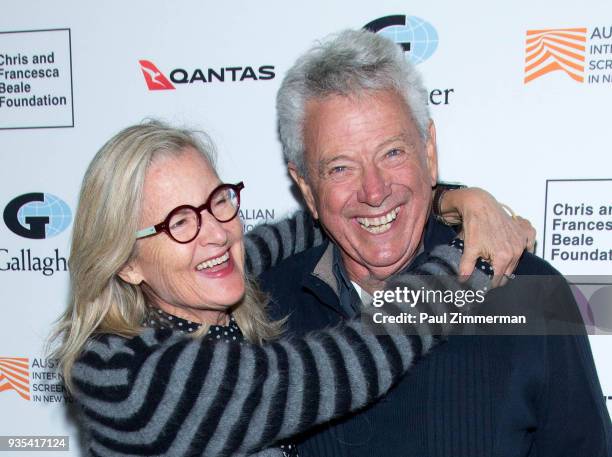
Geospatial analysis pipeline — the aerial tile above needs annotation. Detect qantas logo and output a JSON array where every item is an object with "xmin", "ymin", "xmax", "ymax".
[
  {"xmin": 139, "ymin": 60, "xmax": 175, "ymax": 90},
  {"xmin": 138, "ymin": 59, "xmax": 275, "ymax": 91}
]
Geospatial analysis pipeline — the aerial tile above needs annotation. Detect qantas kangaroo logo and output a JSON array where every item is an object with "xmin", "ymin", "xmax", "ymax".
[{"xmin": 139, "ymin": 60, "xmax": 175, "ymax": 90}]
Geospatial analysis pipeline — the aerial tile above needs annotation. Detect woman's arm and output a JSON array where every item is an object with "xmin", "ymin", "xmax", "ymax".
[
  {"xmin": 436, "ymin": 186, "xmax": 536, "ymax": 285},
  {"xmin": 72, "ymin": 245, "xmax": 489, "ymax": 457},
  {"xmin": 243, "ymin": 209, "xmax": 322, "ymax": 276},
  {"xmin": 245, "ymin": 186, "xmax": 535, "ymax": 285}
]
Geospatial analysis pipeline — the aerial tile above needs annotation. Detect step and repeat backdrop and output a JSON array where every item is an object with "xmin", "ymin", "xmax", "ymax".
[{"xmin": 1, "ymin": 0, "xmax": 611, "ymax": 453}]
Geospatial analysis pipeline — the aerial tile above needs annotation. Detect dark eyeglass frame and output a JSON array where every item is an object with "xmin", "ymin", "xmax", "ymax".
[{"xmin": 135, "ymin": 181, "xmax": 244, "ymax": 244}]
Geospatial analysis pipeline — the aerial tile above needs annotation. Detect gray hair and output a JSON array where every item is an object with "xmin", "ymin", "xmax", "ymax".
[
  {"xmin": 50, "ymin": 120, "xmax": 282, "ymax": 391},
  {"xmin": 277, "ymin": 28, "xmax": 431, "ymax": 175}
]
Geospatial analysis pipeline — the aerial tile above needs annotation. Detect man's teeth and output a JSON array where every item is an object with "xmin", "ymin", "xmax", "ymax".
[
  {"xmin": 357, "ymin": 207, "xmax": 399, "ymax": 233},
  {"xmin": 196, "ymin": 252, "xmax": 230, "ymax": 271}
]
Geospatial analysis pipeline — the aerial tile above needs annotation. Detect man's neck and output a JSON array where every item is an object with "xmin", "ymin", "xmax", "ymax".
[
  {"xmin": 342, "ymin": 243, "xmax": 425, "ymax": 294},
  {"xmin": 353, "ymin": 275, "xmax": 386, "ymax": 295}
]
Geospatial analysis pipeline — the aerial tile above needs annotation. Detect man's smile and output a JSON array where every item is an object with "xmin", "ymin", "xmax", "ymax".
[{"xmin": 356, "ymin": 206, "xmax": 400, "ymax": 234}]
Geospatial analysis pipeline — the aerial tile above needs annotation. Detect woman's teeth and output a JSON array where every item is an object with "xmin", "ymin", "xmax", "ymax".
[
  {"xmin": 357, "ymin": 207, "xmax": 400, "ymax": 233},
  {"xmin": 196, "ymin": 252, "xmax": 230, "ymax": 271}
]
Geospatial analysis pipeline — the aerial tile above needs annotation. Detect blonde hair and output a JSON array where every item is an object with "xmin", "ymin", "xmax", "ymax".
[{"xmin": 50, "ymin": 120, "xmax": 283, "ymax": 391}]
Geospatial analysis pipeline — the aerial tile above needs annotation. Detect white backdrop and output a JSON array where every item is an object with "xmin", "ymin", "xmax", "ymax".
[{"xmin": 1, "ymin": 1, "xmax": 610, "ymax": 454}]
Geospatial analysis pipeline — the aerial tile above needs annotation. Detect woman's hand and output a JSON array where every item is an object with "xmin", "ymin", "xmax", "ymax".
[{"xmin": 438, "ymin": 187, "xmax": 536, "ymax": 287}]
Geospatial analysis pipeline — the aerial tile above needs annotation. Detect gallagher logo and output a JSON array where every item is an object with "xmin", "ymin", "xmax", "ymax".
[
  {"xmin": 364, "ymin": 15, "xmax": 439, "ymax": 64},
  {"xmin": 524, "ymin": 26, "xmax": 612, "ymax": 85},
  {"xmin": 3, "ymin": 193, "xmax": 72, "ymax": 239},
  {"xmin": 0, "ymin": 357, "xmax": 30, "ymax": 401},
  {"xmin": 138, "ymin": 59, "xmax": 275, "ymax": 91},
  {"xmin": 364, "ymin": 15, "xmax": 453, "ymax": 105}
]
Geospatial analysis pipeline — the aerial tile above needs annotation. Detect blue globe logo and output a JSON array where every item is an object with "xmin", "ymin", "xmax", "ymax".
[
  {"xmin": 16, "ymin": 193, "xmax": 72, "ymax": 238},
  {"xmin": 364, "ymin": 15, "xmax": 439, "ymax": 65}
]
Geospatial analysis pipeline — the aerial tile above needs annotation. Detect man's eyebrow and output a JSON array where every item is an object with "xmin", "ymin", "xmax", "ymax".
[
  {"xmin": 376, "ymin": 134, "xmax": 412, "ymax": 149},
  {"xmin": 317, "ymin": 154, "xmax": 353, "ymax": 174}
]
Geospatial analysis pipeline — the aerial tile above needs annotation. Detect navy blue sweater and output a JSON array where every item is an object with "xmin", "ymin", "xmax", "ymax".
[{"xmin": 259, "ymin": 219, "xmax": 612, "ymax": 457}]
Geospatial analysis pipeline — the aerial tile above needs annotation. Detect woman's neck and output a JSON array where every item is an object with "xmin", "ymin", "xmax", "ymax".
[{"xmin": 152, "ymin": 301, "xmax": 230, "ymax": 326}]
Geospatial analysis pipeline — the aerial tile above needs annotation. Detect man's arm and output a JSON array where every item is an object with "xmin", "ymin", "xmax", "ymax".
[
  {"xmin": 533, "ymin": 332, "xmax": 611, "ymax": 456},
  {"xmin": 532, "ymin": 278, "xmax": 611, "ymax": 456},
  {"xmin": 506, "ymin": 256, "xmax": 612, "ymax": 456}
]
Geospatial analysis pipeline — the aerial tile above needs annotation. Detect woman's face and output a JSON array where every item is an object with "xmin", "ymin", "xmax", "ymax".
[{"xmin": 122, "ymin": 147, "xmax": 245, "ymax": 323}]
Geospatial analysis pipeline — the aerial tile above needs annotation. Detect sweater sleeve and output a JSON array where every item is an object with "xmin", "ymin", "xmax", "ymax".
[
  {"xmin": 244, "ymin": 210, "xmax": 324, "ymax": 277},
  {"xmin": 72, "ymin": 245, "xmax": 488, "ymax": 457}
]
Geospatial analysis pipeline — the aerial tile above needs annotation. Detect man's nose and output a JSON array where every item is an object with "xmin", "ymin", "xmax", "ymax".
[{"xmin": 357, "ymin": 166, "xmax": 391, "ymax": 207}]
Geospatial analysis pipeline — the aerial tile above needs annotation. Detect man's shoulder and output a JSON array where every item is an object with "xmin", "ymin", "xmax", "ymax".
[
  {"xmin": 258, "ymin": 242, "xmax": 328, "ymax": 292},
  {"xmin": 258, "ymin": 242, "xmax": 337, "ymax": 326}
]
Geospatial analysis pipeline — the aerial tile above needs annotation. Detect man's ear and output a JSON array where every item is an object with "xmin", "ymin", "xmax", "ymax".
[
  {"xmin": 425, "ymin": 120, "xmax": 439, "ymax": 187},
  {"xmin": 288, "ymin": 162, "xmax": 319, "ymax": 219},
  {"xmin": 117, "ymin": 261, "xmax": 144, "ymax": 285}
]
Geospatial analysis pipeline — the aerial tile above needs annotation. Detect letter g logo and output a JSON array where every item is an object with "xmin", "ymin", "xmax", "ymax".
[{"xmin": 3, "ymin": 193, "xmax": 72, "ymax": 239}]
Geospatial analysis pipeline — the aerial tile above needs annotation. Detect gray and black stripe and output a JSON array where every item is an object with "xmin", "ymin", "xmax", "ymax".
[
  {"xmin": 72, "ymin": 244, "xmax": 489, "ymax": 457},
  {"xmin": 244, "ymin": 210, "xmax": 324, "ymax": 277}
]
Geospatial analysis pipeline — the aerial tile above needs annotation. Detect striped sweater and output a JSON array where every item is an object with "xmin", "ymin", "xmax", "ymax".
[
  {"xmin": 243, "ymin": 210, "xmax": 323, "ymax": 277},
  {"xmin": 72, "ymin": 241, "xmax": 489, "ymax": 457}
]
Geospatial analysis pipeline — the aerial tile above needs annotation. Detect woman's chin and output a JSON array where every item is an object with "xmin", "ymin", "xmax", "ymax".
[{"xmin": 203, "ymin": 277, "xmax": 246, "ymax": 310}]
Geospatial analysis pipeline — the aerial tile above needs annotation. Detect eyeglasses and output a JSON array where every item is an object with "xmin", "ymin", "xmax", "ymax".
[{"xmin": 135, "ymin": 182, "xmax": 244, "ymax": 244}]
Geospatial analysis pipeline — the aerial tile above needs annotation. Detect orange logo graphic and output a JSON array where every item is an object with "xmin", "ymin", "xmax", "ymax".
[
  {"xmin": 524, "ymin": 28, "xmax": 587, "ymax": 83},
  {"xmin": 0, "ymin": 357, "xmax": 30, "ymax": 400}
]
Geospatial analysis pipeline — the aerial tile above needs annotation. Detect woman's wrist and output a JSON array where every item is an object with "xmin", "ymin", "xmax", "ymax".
[{"xmin": 432, "ymin": 183, "xmax": 467, "ymax": 225}]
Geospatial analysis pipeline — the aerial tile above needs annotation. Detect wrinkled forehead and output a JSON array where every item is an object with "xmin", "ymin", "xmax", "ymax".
[
  {"xmin": 148, "ymin": 144, "xmax": 215, "ymax": 171},
  {"xmin": 302, "ymin": 90, "xmax": 420, "ymax": 159},
  {"xmin": 141, "ymin": 147, "xmax": 220, "ymax": 220}
]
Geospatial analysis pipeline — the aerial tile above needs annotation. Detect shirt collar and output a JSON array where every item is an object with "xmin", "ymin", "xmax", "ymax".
[{"xmin": 143, "ymin": 306, "xmax": 242, "ymax": 337}]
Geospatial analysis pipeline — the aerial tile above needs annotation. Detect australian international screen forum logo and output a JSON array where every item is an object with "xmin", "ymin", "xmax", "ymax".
[
  {"xmin": 138, "ymin": 59, "xmax": 275, "ymax": 91},
  {"xmin": 364, "ymin": 15, "xmax": 453, "ymax": 106},
  {"xmin": 0, "ymin": 357, "xmax": 71, "ymax": 403},
  {"xmin": 0, "ymin": 357, "xmax": 30, "ymax": 400},
  {"xmin": 524, "ymin": 25, "xmax": 611, "ymax": 84}
]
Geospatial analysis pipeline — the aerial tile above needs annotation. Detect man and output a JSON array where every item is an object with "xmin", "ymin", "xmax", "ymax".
[{"xmin": 259, "ymin": 29, "xmax": 611, "ymax": 456}]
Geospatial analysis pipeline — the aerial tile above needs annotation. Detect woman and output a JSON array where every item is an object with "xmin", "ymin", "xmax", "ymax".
[{"xmin": 51, "ymin": 121, "xmax": 526, "ymax": 457}]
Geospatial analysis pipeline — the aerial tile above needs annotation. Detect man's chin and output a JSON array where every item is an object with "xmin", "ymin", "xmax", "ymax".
[{"xmin": 356, "ymin": 252, "xmax": 413, "ymax": 277}]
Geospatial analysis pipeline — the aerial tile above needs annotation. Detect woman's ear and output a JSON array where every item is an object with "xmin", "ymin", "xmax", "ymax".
[{"xmin": 118, "ymin": 262, "xmax": 144, "ymax": 285}]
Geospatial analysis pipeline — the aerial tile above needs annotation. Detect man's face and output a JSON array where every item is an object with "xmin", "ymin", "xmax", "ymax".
[{"xmin": 290, "ymin": 89, "xmax": 438, "ymax": 283}]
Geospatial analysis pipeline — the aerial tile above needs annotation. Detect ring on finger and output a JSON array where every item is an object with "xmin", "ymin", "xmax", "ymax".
[{"xmin": 500, "ymin": 203, "xmax": 518, "ymax": 220}]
